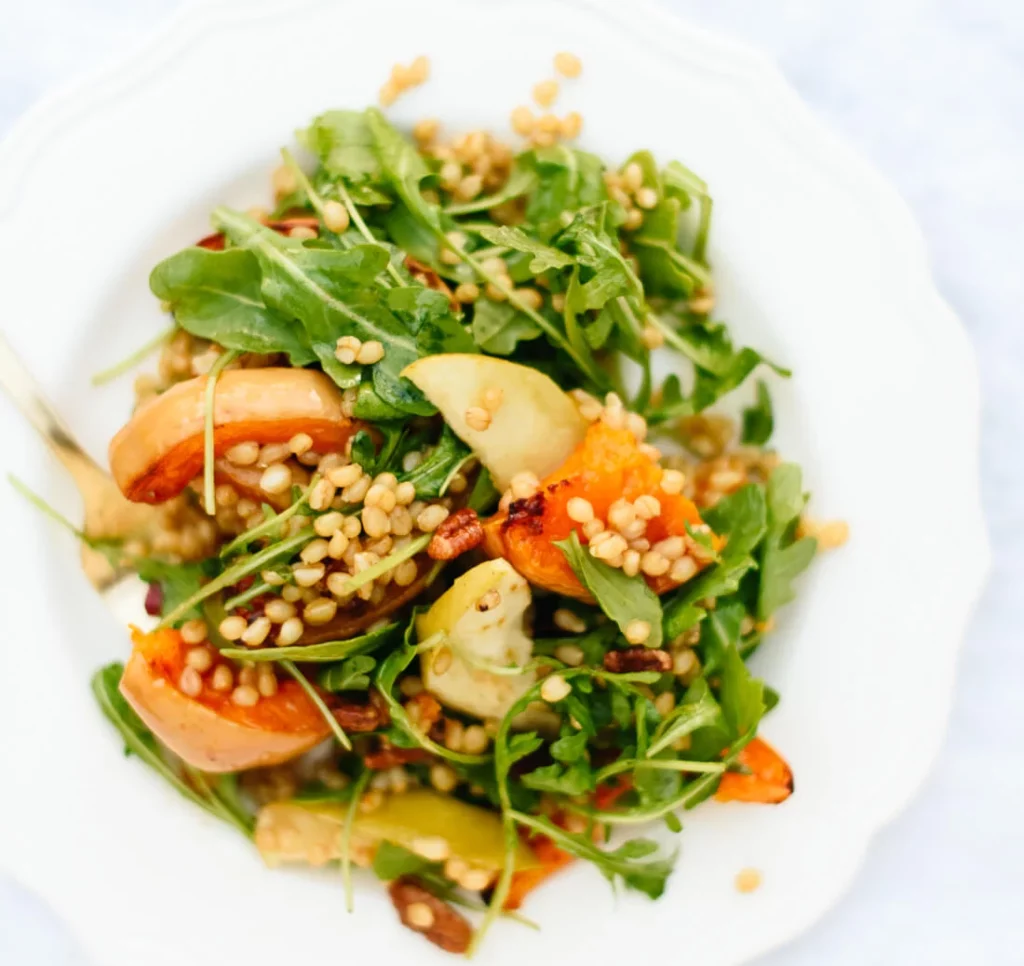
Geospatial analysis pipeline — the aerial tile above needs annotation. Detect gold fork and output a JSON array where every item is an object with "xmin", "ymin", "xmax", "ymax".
[{"xmin": 0, "ymin": 332, "xmax": 157, "ymax": 595}]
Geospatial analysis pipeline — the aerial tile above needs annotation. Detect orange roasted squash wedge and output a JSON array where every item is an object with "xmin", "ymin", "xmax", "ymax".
[
  {"xmin": 504, "ymin": 832, "xmax": 574, "ymax": 911},
  {"xmin": 715, "ymin": 738, "xmax": 793, "ymax": 804},
  {"xmin": 109, "ymin": 368, "xmax": 358, "ymax": 504},
  {"xmin": 483, "ymin": 421, "xmax": 715, "ymax": 601},
  {"xmin": 119, "ymin": 627, "xmax": 330, "ymax": 772}
]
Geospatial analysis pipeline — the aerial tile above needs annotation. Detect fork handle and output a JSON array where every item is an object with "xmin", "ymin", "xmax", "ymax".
[{"xmin": 0, "ymin": 332, "xmax": 104, "ymax": 481}]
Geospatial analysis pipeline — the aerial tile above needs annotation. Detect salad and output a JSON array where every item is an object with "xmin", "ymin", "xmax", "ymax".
[{"xmin": 73, "ymin": 54, "xmax": 845, "ymax": 955}]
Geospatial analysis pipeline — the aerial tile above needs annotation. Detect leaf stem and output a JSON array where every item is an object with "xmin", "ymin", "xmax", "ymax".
[
  {"xmin": 280, "ymin": 659, "xmax": 352, "ymax": 751},
  {"xmin": 333, "ymin": 533, "xmax": 430, "ymax": 596},
  {"xmin": 594, "ymin": 757, "xmax": 725, "ymax": 785},
  {"xmin": 333, "ymin": 180, "xmax": 405, "ymax": 286},
  {"xmin": 91, "ymin": 325, "xmax": 175, "ymax": 386},
  {"xmin": 220, "ymin": 476, "xmax": 319, "ymax": 558},
  {"xmin": 202, "ymin": 350, "xmax": 240, "ymax": 515},
  {"xmin": 8, "ymin": 474, "xmax": 84, "ymax": 539},
  {"xmin": 181, "ymin": 766, "xmax": 254, "ymax": 839},
  {"xmin": 222, "ymin": 580, "xmax": 272, "ymax": 612},
  {"xmin": 158, "ymin": 527, "xmax": 313, "ymax": 628},
  {"xmin": 442, "ymin": 236, "xmax": 607, "ymax": 387},
  {"xmin": 342, "ymin": 769, "xmax": 371, "ymax": 912}
]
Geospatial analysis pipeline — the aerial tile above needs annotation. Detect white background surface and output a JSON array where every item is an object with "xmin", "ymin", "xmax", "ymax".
[{"xmin": 0, "ymin": 1, "xmax": 1021, "ymax": 964}]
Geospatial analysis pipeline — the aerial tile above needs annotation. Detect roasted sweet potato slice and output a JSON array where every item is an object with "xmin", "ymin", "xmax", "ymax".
[
  {"xmin": 119, "ymin": 627, "xmax": 330, "ymax": 772},
  {"xmin": 483, "ymin": 422, "xmax": 711, "ymax": 600},
  {"xmin": 715, "ymin": 738, "xmax": 793, "ymax": 804},
  {"xmin": 109, "ymin": 368, "xmax": 357, "ymax": 504}
]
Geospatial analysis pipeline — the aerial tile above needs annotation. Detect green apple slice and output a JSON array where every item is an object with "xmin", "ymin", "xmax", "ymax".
[
  {"xmin": 402, "ymin": 354, "xmax": 587, "ymax": 490},
  {"xmin": 416, "ymin": 559, "xmax": 536, "ymax": 720}
]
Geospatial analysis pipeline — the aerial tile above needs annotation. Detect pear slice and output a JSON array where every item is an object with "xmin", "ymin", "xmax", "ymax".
[
  {"xmin": 417, "ymin": 559, "xmax": 535, "ymax": 720},
  {"xmin": 402, "ymin": 354, "xmax": 587, "ymax": 490}
]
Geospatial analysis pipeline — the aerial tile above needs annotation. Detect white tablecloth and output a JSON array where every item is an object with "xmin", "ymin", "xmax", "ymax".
[{"xmin": 2, "ymin": 1, "xmax": 1022, "ymax": 963}]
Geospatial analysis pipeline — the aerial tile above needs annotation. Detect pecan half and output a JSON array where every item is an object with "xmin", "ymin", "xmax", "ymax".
[
  {"xmin": 331, "ymin": 698, "xmax": 384, "ymax": 733},
  {"xmin": 368, "ymin": 686, "xmax": 392, "ymax": 727},
  {"xmin": 427, "ymin": 507, "xmax": 484, "ymax": 560},
  {"xmin": 603, "ymin": 646, "xmax": 672, "ymax": 674},
  {"xmin": 388, "ymin": 878, "xmax": 472, "ymax": 954}
]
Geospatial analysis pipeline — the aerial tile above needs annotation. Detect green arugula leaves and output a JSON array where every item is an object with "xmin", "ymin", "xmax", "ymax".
[
  {"xmin": 150, "ymin": 248, "xmax": 315, "ymax": 365},
  {"xmin": 213, "ymin": 208, "xmax": 434, "ymax": 412},
  {"xmin": 398, "ymin": 424, "xmax": 473, "ymax": 498},
  {"xmin": 475, "ymin": 225, "xmax": 574, "ymax": 273},
  {"xmin": 758, "ymin": 464, "xmax": 817, "ymax": 619},
  {"xmin": 557, "ymin": 530, "xmax": 664, "ymax": 649},
  {"xmin": 663, "ymin": 484, "xmax": 766, "ymax": 638},
  {"xmin": 319, "ymin": 655, "xmax": 377, "ymax": 692},
  {"xmin": 742, "ymin": 380, "xmax": 774, "ymax": 445}
]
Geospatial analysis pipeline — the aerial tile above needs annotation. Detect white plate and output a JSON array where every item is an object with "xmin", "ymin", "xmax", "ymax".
[{"xmin": 0, "ymin": 1, "xmax": 988, "ymax": 964}]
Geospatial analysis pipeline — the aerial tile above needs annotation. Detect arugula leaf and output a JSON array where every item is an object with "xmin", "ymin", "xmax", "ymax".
[
  {"xmin": 375, "ymin": 623, "xmax": 491, "ymax": 766},
  {"xmin": 631, "ymin": 199, "xmax": 709, "ymax": 297},
  {"xmin": 300, "ymin": 110, "xmax": 390, "ymax": 205},
  {"xmin": 758, "ymin": 464, "xmax": 817, "ymax": 619},
  {"xmin": 318, "ymin": 654, "xmax": 377, "ymax": 692},
  {"xmin": 150, "ymin": 248, "xmax": 314, "ymax": 365},
  {"xmin": 520, "ymin": 758, "xmax": 595, "ymax": 795},
  {"xmin": 134, "ymin": 558, "xmax": 207, "ymax": 622},
  {"xmin": 384, "ymin": 203, "xmax": 442, "ymax": 264},
  {"xmin": 445, "ymin": 164, "xmax": 537, "ymax": 215},
  {"xmin": 645, "ymin": 320, "xmax": 787, "ymax": 423},
  {"xmin": 475, "ymin": 225, "xmax": 574, "ymax": 273},
  {"xmin": 221, "ymin": 623, "xmax": 399, "ymax": 662},
  {"xmin": 398, "ymin": 425, "xmax": 473, "ymax": 498},
  {"xmin": 506, "ymin": 731, "xmax": 544, "ymax": 766},
  {"xmin": 742, "ymin": 380, "xmax": 774, "ymax": 445},
  {"xmin": 386, "ymin": 286, "xmax": 477, "ymax": 356},
  {"xmin": 467, "ymin": 467, "xmax": 501, "ymax": 515},
  {"xmin": 696, "ymin": 600, "xmax": 746, "ymax": 676},
  {"xmin": 550, "ymin": 728, "xmax": 589, "ymax": 763},
  {"xmin": 213, "ymin": 208, "xmax": 433, "ymax": 414},
  {"xmin": 372, "ymin": 841, "xmax": 436, "ymax": 881},
  {"xmin": 662, "ymin": 159, "xmax": 712, "ymax": 262},
  {"xmin": 471, "ymin": 300, "xmax": 542, "ymax": 354},
  {"xmin": 365, "ymin": 108, "xmax": 440, "ymax": 231},
  {"xmin": 342, "ymin": 769, "xmax": 371, "ymax": 911},
  {"xmin": 524, "ymin": 146, "xmax": 608, "ymax": 224},
  {"xmin": 535, "ymin": 621, "xmax": 618, "ymax": 667},
  {"xmin": 511, "ymin": 812, "xmax": 675, "ymax": 899},
  {"xmin": 91, "ymin": 663, "xmax": 253, "ymax": 837},
  {"xmin": 634, "ymin": 753, "xmax": 682, "ymax": 808},
  {"xmin": 160, "ymin": 527, "xmax": 313, "ymax": 628},
  {"xmin": 349, "ymin": 430, "xmax": 378, "ymax": 473},
  {"xmin": 704, "ymin": 484, "xmax": 768, "ymax": 559},
  {"xmin": 559, "ymin": 206, "xmax": 642, "ymax": 302},
  {"xmin": 352, "ymin": 380, "xmax": 407, "ymax": 422},
  {"xmin": 717, "ymin": 645, "xmax": 765, "ymax": 740},
  {"xmin": 646, "ymin": 677, "xmax": 725, "ymax": 759},
  {"xmin": 663, "ymin": 485, "xmax": 766, "ymax": 638},
  {"xmin": 557, "ymin": 531, "xmax": 663, "ymax": 649}
]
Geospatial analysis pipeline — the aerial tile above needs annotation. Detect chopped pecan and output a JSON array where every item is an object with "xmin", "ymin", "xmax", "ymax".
[
  {"xmin": 603, "ymin": 646, "xmax": 672, "ymax": 674},
  {"xmin": 363, "ymin": 739, "xmax": 433, "ymax": 770},
  {"xmin": 331, "ymin": 698, "xmax": 384, "ymax": 733},
  {"xmin": 368, "ymin": 686, "xmax": 392, "ymax": 728},
  {"xmin": 388, "ymin": 878, "xmax": 472, "ymax": 954},
  {"xmin": 427, "ymin": 507, "xmax": 484, "ymax": 560}
]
